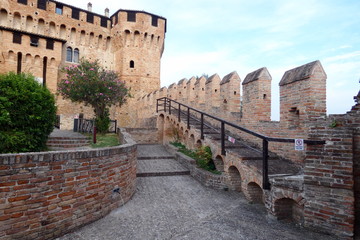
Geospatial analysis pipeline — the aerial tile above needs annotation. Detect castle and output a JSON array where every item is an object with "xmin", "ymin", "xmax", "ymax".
[
  {"xmin": 0, "ymin": 0, "xmax": 166, "ymax": 128},
  {"xmin": 1, "ymin": 1, "xmax": 360, "ymax": 239}
]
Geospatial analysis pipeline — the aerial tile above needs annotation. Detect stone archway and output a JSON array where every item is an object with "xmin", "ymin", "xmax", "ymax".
[
  {"xmin": 246, "ymin": 182, "xmax": 263, "ymax": 204},
  {"xmin": 273, "ymin": 198, "xmax": 304, "ymax": 224},
  {"xmin": 228, "ymin": 166, "xmax": 242, "ymax": 191}
]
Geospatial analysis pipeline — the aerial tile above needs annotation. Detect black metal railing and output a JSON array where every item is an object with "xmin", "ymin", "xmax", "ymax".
[
  {"xmin": 156, "ymin": 97, "xmax": 325, "ymax": 190},
  {"xmin": 73, "ymin": 118, "xmax": 117, "ymax": 133}
]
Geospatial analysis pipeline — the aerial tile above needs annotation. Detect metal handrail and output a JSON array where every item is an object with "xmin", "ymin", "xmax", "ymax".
[{"xmin": 156, "ymin": 97, "xmax": 326, "ymax": 190}]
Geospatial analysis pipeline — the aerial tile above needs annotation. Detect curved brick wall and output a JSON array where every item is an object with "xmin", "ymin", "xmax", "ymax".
[{"xmin": 0, "ymin": 134, "xmax": 137, "ymax": 239}]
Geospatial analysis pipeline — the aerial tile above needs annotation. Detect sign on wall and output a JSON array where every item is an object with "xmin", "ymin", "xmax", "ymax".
[{"xmin": 295, "ymin": 139, "xmax": 304, "ymax": 151}]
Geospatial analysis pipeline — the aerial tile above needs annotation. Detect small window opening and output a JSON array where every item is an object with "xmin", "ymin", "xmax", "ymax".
[
  {"xmin": 37, "ymin": 0, "xmax": 46, "ymax": 10},
  {"xmin": 72, "ymin": 9, "xmax": 79, "ymax": 20},
  {"xmin": 151, "ymin": 16, "xmax": 158, "ymax": 27},
  {"xmin": 66, "ymin": 47, "xmax": 73, "ymax": 62},
  {"xmin": 87, "ymin": 13, "xmax": 94, "ymax": 23},
  {"xmin": 18, "ymin": 0, "xmax": 27, "ymax": 5},
  {"xmin": 215, "ymin": 89, "xmax": 218, "ymax": 92},
  {"xmin": 127, "ymin": 12, "xmax": 136, "ymax": 22},
  {"xmin": 17, "ymin": 52, "xmax": 22, "ymax": 73},
  {"xmin": 73, "ymin": 48, "xmax": 79, "ymax": 63},
  {"xmin": 100, "ymin": 17, "xmax": 107, "ymax": 28},
  {"xmin": 55, "ymin": 4, "xmax": 63, "ymax": 15},
  {"xmin": 234, "ymin": 91, "xmax": 237, "ymax": 95},
  {"xmin": 263, "ymin": 94, "xmax": 267, "ymax": 99},
  {"xmin": 46, "ymin": 39, "xmax": 54, "ymax": 50},
  {"xmin": 13, "ymin": 32, "xmax": 22, "ymax": 44},
  {"xmin": 30, "ymin": 36, "xmax": 39, "ymax": 47},
  {"xmin": 130, "ymin": 60, "xmax": 134, "ymax": 68}
]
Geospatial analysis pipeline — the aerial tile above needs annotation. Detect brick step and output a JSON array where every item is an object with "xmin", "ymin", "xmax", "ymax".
[
  {"xmin": 136, "ymin": 171, "xmax": 190, "ymax": 177},
  {"xmin": 47, "ymin": 139, "xmax": 89, "ymax": 144},
  {"xmin": 138, "ymin": 156, "xmax": 175, "ymax": 160},
  {"xmin": 46, "ymin": 143, "xmax": 90, "ymax": 148}
]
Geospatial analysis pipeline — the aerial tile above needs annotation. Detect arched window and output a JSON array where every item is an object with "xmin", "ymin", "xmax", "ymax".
[
  {"xmin": 130, "ymin": 60, "xmax": 134, "ymax": 68},
  {"xmin": 66, "ymin": 47, "xmax": 72, "ymax": 62},
  {"xmin": 73, "ymin": 48, "xmax": 79, "ymax": 63}
]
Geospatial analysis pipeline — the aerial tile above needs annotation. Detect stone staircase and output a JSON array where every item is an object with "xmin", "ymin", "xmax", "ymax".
[
  {"xmin": 137, "ymin": 144, "xmax": 190, "ymax": 177},
  {"xmin": 47, "ymin": 129, "xmax": 90, "ymax": 150}
]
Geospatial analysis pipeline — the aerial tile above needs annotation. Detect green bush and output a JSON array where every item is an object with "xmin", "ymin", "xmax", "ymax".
[
  {"xmin": 95, "ymin": 108, "xmax": 110, "ymax": 134},
  {"xmin": 0, "ymin": 72, "xmax": 56, "ymax": 153}
]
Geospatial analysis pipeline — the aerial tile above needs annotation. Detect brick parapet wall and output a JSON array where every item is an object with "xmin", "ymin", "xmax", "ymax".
[{"xmin": 0, "ymin": 136, "xmax": 137, "ymax": 240}]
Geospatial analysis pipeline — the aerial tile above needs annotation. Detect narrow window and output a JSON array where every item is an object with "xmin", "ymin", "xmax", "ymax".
[
  {"xmin": 17, "ymin": 0, "xmax": 27, "ymax": 5},
  {"xmin": 43, "ymin": 57, "xmax": 47, "ymax": 86},
  {"xmin": 55, "ymin": 3, "xmax": 63, "ymax": 15},
  {"xmin": 130, "ymin": 60, "xmax": 134, "ymax": 68},
  {"xmin": 127, "ymin": 12, "xmax": 136, "ymax": 22},
  {"xmin": 72, "ymin": 9, "xmax": 79, "ymax": 20},
  {"xmin": 13, "ymin": 32, "xmax": 22, "ymax": 44},
  {"xmin": 86, "ymin": 13, "xmax": 94, "ymax": 23},
  {"xmin": 151, "ymin": 16, "xmax": 158, "ymax": 27},
  {"xmin": 73, "ymin": 48, "xmax": 79, "ymax": 63},
  {"xmin": 17, "ymin": 52, "xmax": 22, "ymax": 73},
  {"xmin": 100, "ymin": 17, "xmax": 107, "ymax": 28},
  {"xmin": 46, "ymin": 39, "xmax": 54, "ymax": 50},
  {"xmin": 66, "ymin": 47, "xmax": 73, "ymax": 62},
  {"xmin": 30, "ymin": 36, "xmax": 39, "ymax": 47},
  {"xmin": 37, "ymin": 0, "xmax": 47, "ymax": 10}
]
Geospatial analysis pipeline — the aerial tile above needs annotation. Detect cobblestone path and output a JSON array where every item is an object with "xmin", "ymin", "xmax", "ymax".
[{"xmin": 57, "ymin": 144, "xmax": 335, "ymax": 240}]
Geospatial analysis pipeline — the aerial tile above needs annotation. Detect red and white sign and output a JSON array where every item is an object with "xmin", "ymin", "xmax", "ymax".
[{"xmin": 228, "ymin": 136, "xmax": 236, "ymax": 144}]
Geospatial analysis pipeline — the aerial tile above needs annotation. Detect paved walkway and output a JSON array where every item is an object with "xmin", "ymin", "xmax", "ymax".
[{"xmin": 57, "ymin": 144, "xmax": 335, "ymax": 240}]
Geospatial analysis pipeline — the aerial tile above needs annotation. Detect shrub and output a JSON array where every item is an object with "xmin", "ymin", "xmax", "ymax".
[{"xmin": 0, "ymin": 73, "xmax": 56, "ymax": 153}]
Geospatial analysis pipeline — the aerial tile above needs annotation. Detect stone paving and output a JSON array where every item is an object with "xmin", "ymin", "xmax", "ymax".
[{"xmin": 57, "ymin": 144, "xmax": 336, "ymax": 240}]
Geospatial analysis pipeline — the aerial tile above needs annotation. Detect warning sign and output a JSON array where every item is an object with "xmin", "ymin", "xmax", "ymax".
[{"xmin": 295, "ymin": 139, "xmax": 304, "ymax": 151}]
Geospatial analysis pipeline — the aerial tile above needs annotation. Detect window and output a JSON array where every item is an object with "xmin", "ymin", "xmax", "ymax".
[
  {"xmin": 86, "ymin": 13, "xmax": 94, "ymax": 23},
  {"xmin": 55, "ymin": 4, "xmax": 63, "ymax": 15},
  {"xmin": 127, "ymin": 12, "xmax": 136, "ymax": 22},
  {"xmin": 72, "ymin": 9, "xmax": 79, "ymax": 20},
  {"xmin": 66, "ymin": 47, "xmax": 72, "ymax": 62},
  {"xmin": 66, "ymin": 47, "xmax": 79, "ymax": 63},
  {"xmin": 17, "ymin": 0, "xmax": 27, "ymax": 5},
  {"xmin": 151, "ymin": 16, "xmax": 158, "ymax": 27},
  {"xmin": 73, "ymin": 48, "xmax": 79, "ymax": 63},
  {"xmin": 37, "ymin": 0, "xmax": 47, "ymax": 10},
  {"xmin": 17, "ymin": 52, "xmax": 22, "ymax": 73},
  {"xmin": 130, "ymin": 60, "xmax": 134, "ymax": 68},
  {"xmin": 46, "ymin": 39, "xmax": 54, "ymax": 50},
  {"xmin": 13, "ymin": 32, "xmax": 22, "ymax": 44},
  {"xmin": 30, "ymin": 36, "xmax": 39, "ymax": 47},
  {"xmin": 100, "ymin": 17, "xmax": 107, "ymax": 28}
]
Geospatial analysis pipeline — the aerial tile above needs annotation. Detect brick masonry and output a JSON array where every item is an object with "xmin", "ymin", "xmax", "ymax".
[
  {"xmin": 0, "ymin": 129, "xmax": 137, "ymax": 240},
  {"xmin": 141, "ymin": 62, "xmax": 360, "ymax": 239}
]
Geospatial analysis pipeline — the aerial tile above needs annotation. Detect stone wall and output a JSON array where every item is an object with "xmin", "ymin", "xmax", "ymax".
[{"xmin": 0, "ymin": 130, "xmax": 137, "ymax": 240}]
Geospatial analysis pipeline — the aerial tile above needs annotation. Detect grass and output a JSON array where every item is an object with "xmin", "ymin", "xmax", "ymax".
[
  {"xmin": 170, "ymin": 141, "xmax": 221, "ymax": 175},
  {"xmin": 88, "ymin": 133, "xmax": 120, "ymax": 148}
]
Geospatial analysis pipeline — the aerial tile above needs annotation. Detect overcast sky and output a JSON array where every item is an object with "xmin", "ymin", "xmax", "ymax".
[{"xmin": 60, "ymin": 0, "xmax": 360, "ymax": 120}]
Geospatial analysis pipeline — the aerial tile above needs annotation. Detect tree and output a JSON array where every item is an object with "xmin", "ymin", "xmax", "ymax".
[
  {"xmin": 58, "ymin": 59, "xmax": 131, "ymax": 133},
  {"xmin": 0, "ymin": 72, "xmax": 56, "ymax": 153}
]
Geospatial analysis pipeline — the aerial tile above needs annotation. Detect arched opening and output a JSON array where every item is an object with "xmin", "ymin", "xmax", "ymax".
[
  {"xmin": 106, "ymin": 36, "xmax": 111, "ymax": 51},
  {"xmin": 13, "ymin": 12, "xmax": 21, "ymax": 29},
  {"xmin": 134, "ymin": 31, "xmax": 140, "ymax": 47},
  {"xmin": 8, "ymin": 51, "xmax": 15, "ymax": 61},
  {"xmin": 37, "ymin": 18, "xmax": 45, "ymax": 34},
  {"xmin": 274, "ymin": 198, "xmax": 304, "ymax": 224},
  {"xmin": 70, "ymin": 27, "xmax": 76, "ymax": 43},
  {"xmin": 80, "ymin": 30, "xmax": 86, "ymax": 45},
  {"xmin": 214, "ymin": 155, "xmax": 225, "ymax": 172},
  {"xmin": 124, "ymin": 29, "xmax": 131, "ymax": 46},
  {"xmin": 26, "ymin": 15, "xmax": 33, "ymax": 32},
  {"xmin": 66, "ymin": 47, "xmax": 72, "ymax": 62},
  {"xmin": 60, "ymin": 24, "xmax": 66, "ymax": 38},
  {"xmin": 195, "ymin": 139, "xmax": 202, "ymax": 148},
  {"xmin": 228, "ymin": 166, "xmax": 242, "ymax": 191},
  {"xmin": 49, "ymin": 22, "xmax": 56, "ymax": 37},
  {"xmin": 25, "ymin": 53, "xmax": 32, "ymax": 64},
  {"xmin": 17, "ymin": 52, "xmax": 22, "ymax": 73},
  {"xmin": 98, "ymin": 34, "xmax": 103, "ymax": 48},
  {"xmin": 89, "ymin": 32, "xmax": 94, "ymax": 45},
  {"xmin": 0, "ymin": 9, "xmax": 8, "ymax": 26},
  {"xmin": 73, "ymin": 48, "xmax": 79, "ymax": 63},
  {"xmin": 247, "ymin": 182, "xmax": 263, "ymax": 204},
  {"xmin": 189, "ymin": 134, "xmax": 195, "ymax": 149},
  {"xmin": 130, "ymin": 60, "xmax": 134, "ymax": 68}
]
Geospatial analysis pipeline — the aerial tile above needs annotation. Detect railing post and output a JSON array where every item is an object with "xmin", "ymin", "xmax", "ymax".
[
  {"xmin": 156, "ymin": 99, "xmax": 159, "ymax": 113},
  {"xmin": 187, "ymin": 108, "xmax": 190, "ymax": 129},
  {"xmin": 200, "ymin": 113, "xmax": 204, "ymax": 140},
  {"xmin": 164, "ymin": 98, "xmax": 166, "ymax": 113},
  {"xmin": 262, "ymin": 139, "xmax": 270, "ymax": 190},
  {"xmin": 169, "ymin": 100, "xmax": 171, "ymax": 114},
  {"xmin": 221, "ymin": 122, "xmax": 226, "ymax": 155},
  {"xmin": 178, "ymin": 103, "xmax": 181, "ymax": 122}
]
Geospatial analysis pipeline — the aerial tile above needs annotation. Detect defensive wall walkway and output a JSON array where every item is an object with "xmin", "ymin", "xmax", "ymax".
[{"xmin": 57, "ymin": 144, "xmax": 334, "ymax": 240}]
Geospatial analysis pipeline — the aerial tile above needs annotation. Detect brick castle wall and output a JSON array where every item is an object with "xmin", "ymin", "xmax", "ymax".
[{"xmin": 0, "ymin": 142, "xmax": 137, "ymax": 239}]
